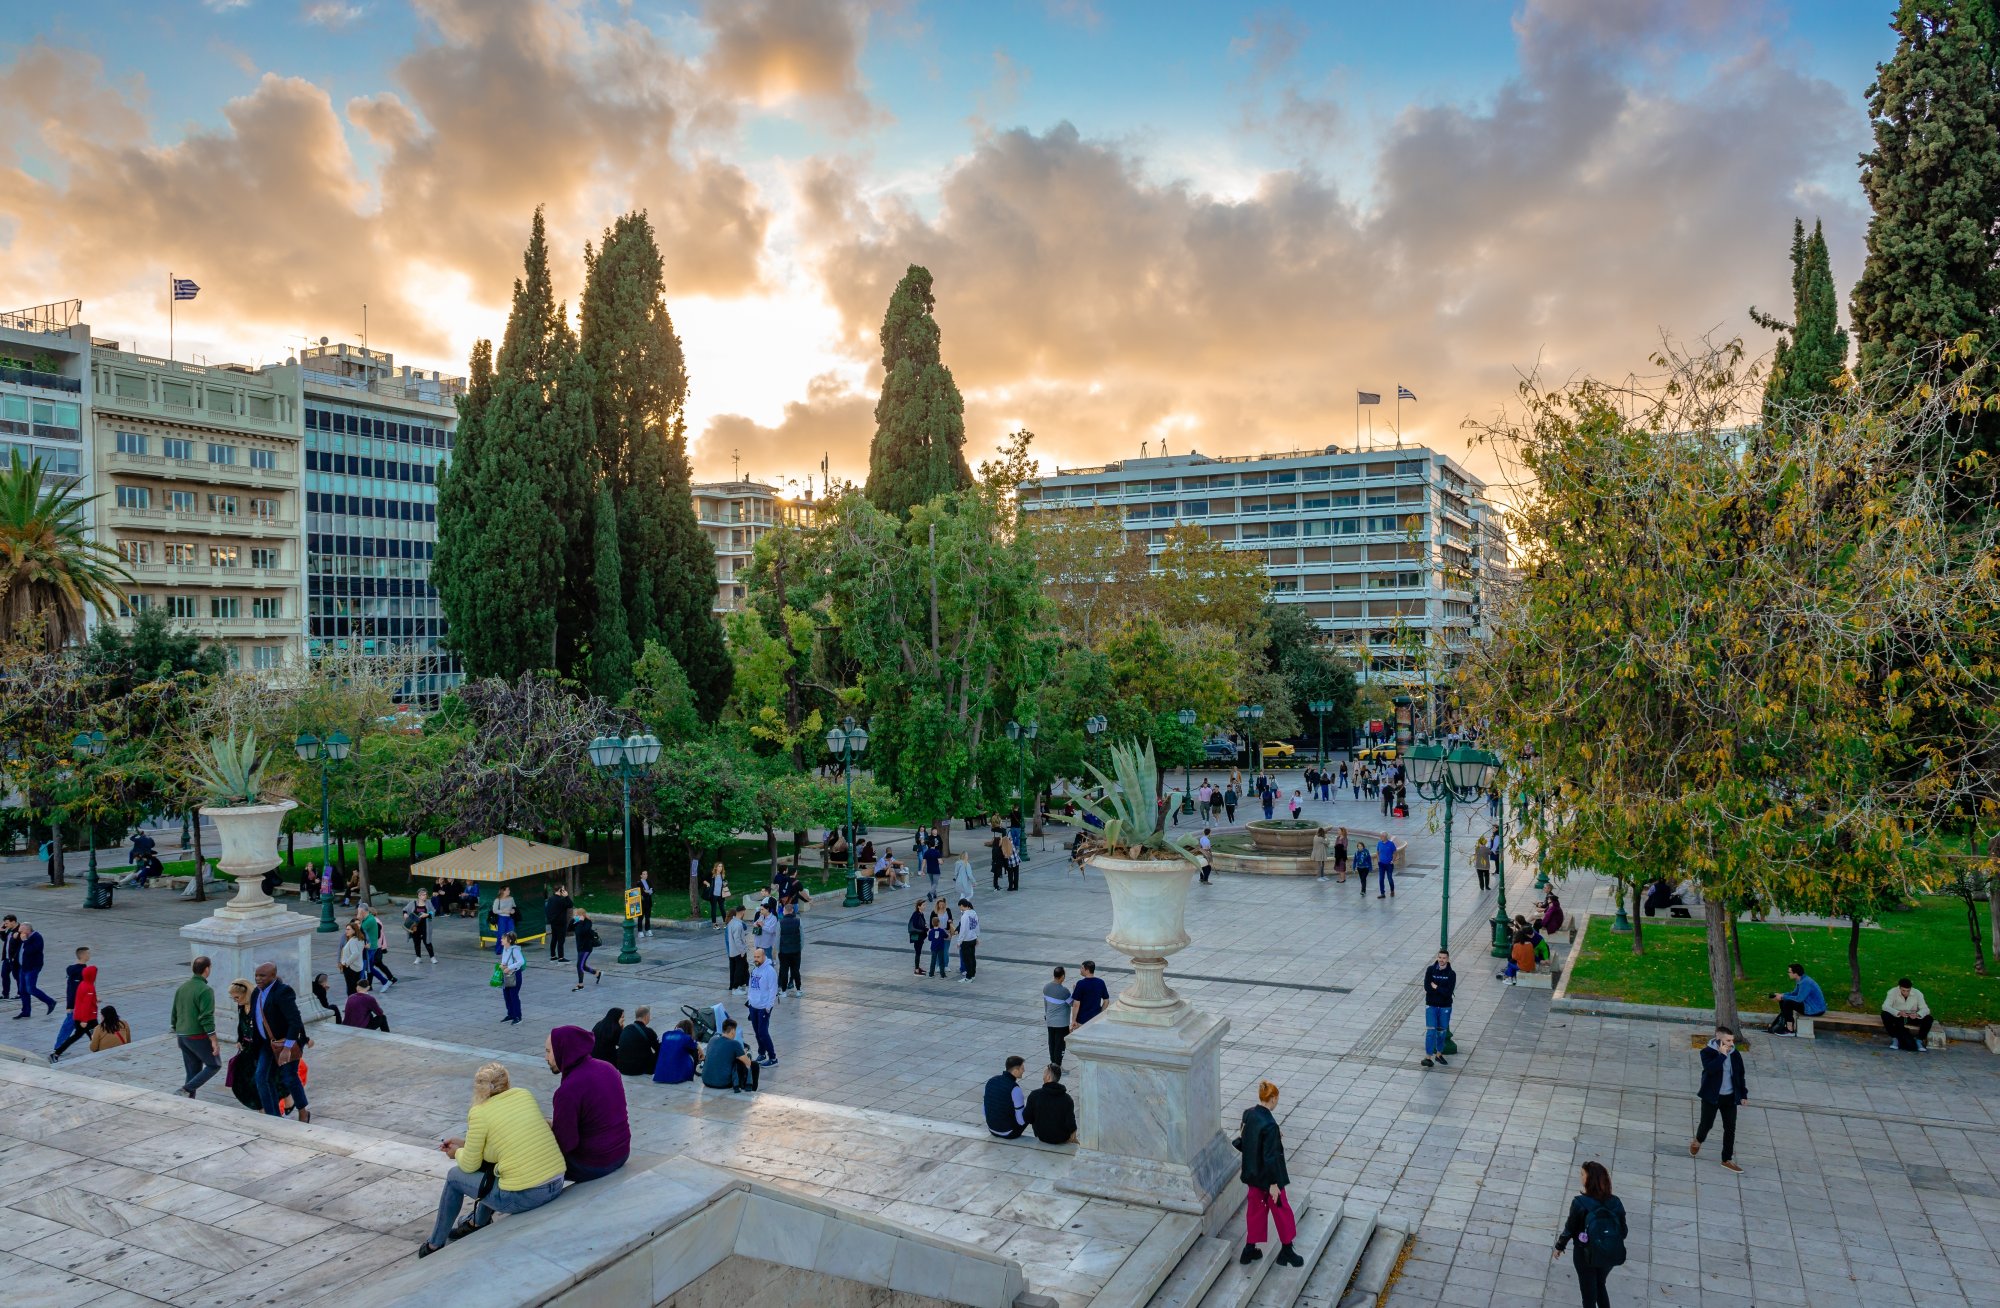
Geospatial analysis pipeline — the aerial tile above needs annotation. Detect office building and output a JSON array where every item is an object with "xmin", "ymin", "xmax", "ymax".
[
  {"xmin": 692, "ymin": 479, "xmax": 818, "ymax": 614},
  {"xmin": 90, "ymin": 339, "xmax": 305, "ymax": 672},
  {"xmin": 0, "ymin": 299, "xmax": 91, "ymax": 486},
  {"xmin": 289, "ymin": 343, "xmax": 464, "ymax": 703},
  {"xmin": 1018, "ymin": 444, "xmax": 1492, "ymax": 685}
]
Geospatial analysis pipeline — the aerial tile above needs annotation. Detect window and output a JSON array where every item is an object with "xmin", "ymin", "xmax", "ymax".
[
  {"xmin": 1332, "ymin": 466, "xmax": 1360, "ymax": 481},
  {"xmin": 1240, "ymin": 472, "xmax": 1267, "ymax": 487},
  {"xmin": 208, "ymin": 494, "xmax": 238, "ymax": 515},
  {"xmin": 117, "ymin": 594, "xmax": 155, "ymax": 617},
  {"xmin": 162, "ymin": 438, "xmax": 193, "ymax": 460},
  {"xmin": 207, "ymin": 444, "xmax": 237, "ymax": 465},
  {"xmin": 1333, "ymin": 492, "xmax": 1360, "ymax": 508},
  {"xmin": 115, "ymin": 431, "xmax": 148, "ymax": 456},
  {"xmin": 1207, "ymin": 473, "xmax": 1236, "ymax": 489},
  {"xmin": 1304, "ymin": 520, "xmax": 1331, "ymax": 538},
  {"xmin": 1152, "ymin": 479, "xmax": 1177, "ymax": 493},
  {"xmin": 166, "ymin": 595, "xmax": 197, "ymax": 618},
  {"xmin": 169, "ymin": 490, "xmax": 197, "ymax": 513},
  {"xmin": 165, "ymin": 543, "xmax": 196, "ymax": 565},
  {"xmin": 1242, "ymin": 497, "xmax": 1268, "ymax": 514},
  {"xmin": 210, "ymin": 546, "xmax": 240, "ymax": 568},
  {"xmin": 1240, "ymin": 523, "xmax": 1269, "ymax": 541},
  {"xmin": 1183, "ymin": 500, "xmax": 1210, "ymax": 518},
  {"xmin": 1304, "ymin": 494, "xmax": 1331, "ymax": 510},
  {"xmin": 252, "ymin": 597, "xmax": 282, "ymax": 619},
  {"xmin": 115, "ymin": 485, "xmax": 150, "ymax": 509},
  {"xmin": 1270, "ymin": 470, "xmax": 1297, "ymax": 484},
  {"xmin": 116, "ymin": 540, "xmax": 152, "ymax": 564},
  {"xmin": 1367, "ymin": 490, "xmax": 1398, "ymax": 505},
  {"xmin": 1303, "ymin": 467, "xmax": 1330, "ymax": 482},
  {"xmin": 252, "ymin": 646, "xmax": 282, "ymax": 671},
  {"xmin": 1396, "ymin": 460, "xmax": 1426, "ymax": 476},
  {"xmin": 249, "ymin": 448, "xmax": 277, "ymax": 470},
  {"xmin": 1269, "ymin": 522, "xmax": 1297, "ymax": 539},
  {"xmin": 250, "ymin": 497, "xmax": 279, "ymax": 519},
  {"xmin": 251, "ymin": 548, "xmax": 280, "ymax": 569},
  {"xmin": 210, "ymin": 597, "xmax": 241, "ymax": 619}
]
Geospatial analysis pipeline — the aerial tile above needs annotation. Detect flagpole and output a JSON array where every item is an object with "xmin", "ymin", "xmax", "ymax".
[
  {"xmin": 1395, "ymin": 388, "xmax": 1401, "ymax": 448},
  {"xmin": 168, "ymin": 272, "xmax": 174, "ymax": 363}
]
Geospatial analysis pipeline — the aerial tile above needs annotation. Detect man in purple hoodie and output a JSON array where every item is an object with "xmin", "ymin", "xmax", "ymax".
[{"xmin": 544, "ymin": 1025, "xmax": 630, "ymax": 1183}]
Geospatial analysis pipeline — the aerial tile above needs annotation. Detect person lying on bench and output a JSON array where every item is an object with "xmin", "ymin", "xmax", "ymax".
[
  {"xmin": 1880, "ymin": 978, "xmax": 1934, "ymax": 1052},
  {"xmin": 1767, "ymin": 963, "xmax": 1826, "ymax": 1035}
]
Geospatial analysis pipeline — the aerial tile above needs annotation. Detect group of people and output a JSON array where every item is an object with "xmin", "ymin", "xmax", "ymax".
[
  {"xmin": 1307, "ymin": 826, "xmax": 1404, "ymax": 896},
  {"xmin": 0, "ymin": 923, "xmax": 131, "ymax": 1063}
]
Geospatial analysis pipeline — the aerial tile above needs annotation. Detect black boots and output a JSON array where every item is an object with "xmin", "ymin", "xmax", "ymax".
[
  {"xmin": 1275, "ymin": 1243, "xmax": 1305, "ymax": 1267},
  {"xmin": 1239, "ymin": 1244, "xmax": 1263, "ymax": 1265}
]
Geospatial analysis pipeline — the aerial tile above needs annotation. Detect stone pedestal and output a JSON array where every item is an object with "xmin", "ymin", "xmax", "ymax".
[
  {"xmin": 1057, "ymin": 1004, "xmax": 1237, "ymax": 1220},
  {"xmin": 180, "ymin": 904, "xmax": 326, "ymax": 1022}
]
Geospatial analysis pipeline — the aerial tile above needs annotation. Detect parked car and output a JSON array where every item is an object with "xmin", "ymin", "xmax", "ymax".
[
  {"xmin": 1202, "ymin": 738, "xmax": 1240, "ymax": 761},
  {"xmin": 1261, "ymin": 741, "xmax": 1297, "ymax": 760}
]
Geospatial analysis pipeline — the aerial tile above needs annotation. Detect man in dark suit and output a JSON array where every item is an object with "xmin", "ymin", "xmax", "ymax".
[
  {"xmin": 13, "ymin": 922, "xmax": 54, "ymax": 1019},
  {"xmin": 251, "ymin": 962, "xmax": 311, "ymax": 1122},
  {"xmin": 544, "ymin": 885, "xmax": 572, "ymax": 962}
]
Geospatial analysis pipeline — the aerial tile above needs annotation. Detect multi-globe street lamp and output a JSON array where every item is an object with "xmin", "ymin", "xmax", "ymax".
[
  {"xmin": 72, "ymin": 731, "xmax": 106, "ymax": 910},
  {"xmin": 1307, "ymin": 699, "xmax": 1334, "ymax": 766},
  {"xmin": 589, "ymin": 732, "xmax": 662, "ymax": 964},
  {"xmin": 1408, "ymin": 740, "xmax": 1501, "ymax": 1053},
  {"xmin": 294, "ymin": 731, "xmax": 352, "ymax": 933},
  {"xmin": 1006, "ymin": 719, "xmax": 1037, "ymax": 862},
  {"xmin": 825, "ymin": 718, "xmax": 870, "ymax": 906}
]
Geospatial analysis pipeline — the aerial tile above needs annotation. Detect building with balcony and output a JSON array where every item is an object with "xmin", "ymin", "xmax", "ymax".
[
  {"xmin": 1018, "ymin": 444, "xmax": 1493, "ymax": 686},
  {"xmin": 89, "ymin": 344, "xmax": 306, "ymax": 672},
  {"xmin": 287, "ymin": 342, "xmax": 464, "ymax": 703},
  {"xmin": 0, "ymin": 300, "xmax": 91, "ymax": 487},
  {"xmin": 692, "ymin": 479, "xmax": 818, "ymax": 614}
]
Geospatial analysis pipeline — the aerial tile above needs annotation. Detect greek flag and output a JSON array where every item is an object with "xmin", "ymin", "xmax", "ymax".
[
  {"xmin": 1397, "ymin": 386, "xmax": 1416, "ymax": 401},
  {"xmin": 1357, "ymin": 391, "xmax": 1380, "ymax": 405},
  {"xmin": 172, "ymin": 278, "xmax": 200, "ymax": 301}
]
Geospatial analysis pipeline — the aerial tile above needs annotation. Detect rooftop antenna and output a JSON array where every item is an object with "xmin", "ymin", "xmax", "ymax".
[
  {"xmin": 362, "ymin": 303, "xmax": 368, "ymax": 351},
  {"xmin": 1141, "ymin": 440, "xmax": 1150, "ymax": 458},
  {"xmin": 733, "ymin": 447, "xmax": 741, "ymax": 480}
]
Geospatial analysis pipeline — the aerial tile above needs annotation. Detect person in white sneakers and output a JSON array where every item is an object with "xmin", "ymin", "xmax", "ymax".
[
  {"xmin": 724, "ymin": 906, "xmax": 749, "ymax": 995},
  {"xmin": 956, "ymin": 899, "xmax": 979, "ymax": 982},
  {"xmin": 1880, "ymin": 977, "xmax": 1934, "ymax": 1052}
]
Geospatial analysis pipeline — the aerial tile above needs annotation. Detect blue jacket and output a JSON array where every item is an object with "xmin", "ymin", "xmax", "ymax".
[
  {"xmin": 1376, "ymin": 839, "xmax": 1396, "ymax": 870},
  {"xmin": 1779, "ymin": 975, "xmax": 1827, "ymax": 1016},
  {"xmin": 653, "ymin": 1028, "xmax": 699, "ymax": 1084}
]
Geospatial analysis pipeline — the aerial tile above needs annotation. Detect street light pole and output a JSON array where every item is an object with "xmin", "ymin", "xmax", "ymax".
[
  {"xmin": 1308, "ymin": 699, "xmax": 1331, "ymax": 767},
  {"xmin": 295, "ymin": 732, "xmax": 352, "ymax": 933},
  {"xmin": 1175, "ymin": 708, "xmax": 1196, "ymax": 811},
  {"xmin": 825, "ymin": 718, "xmax": 870, "ymax": 907},
  {"xmin": 1408, "ymin": 741, "xmax": 1500, "ymax": 1056},
  {"xmin": 590, "ymin": 732, "xmax": 662, "ymax": 965},
  {"xmin": 73, "ymin": 731, "xmax": 106, "ymax": 909}
]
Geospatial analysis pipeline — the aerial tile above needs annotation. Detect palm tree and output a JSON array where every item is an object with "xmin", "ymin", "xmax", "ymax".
[{"xmin": 0, "ymin": 452, "xmax": 131, "ymax": 650}]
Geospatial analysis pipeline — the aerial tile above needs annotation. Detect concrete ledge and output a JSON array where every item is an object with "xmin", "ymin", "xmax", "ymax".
[{"xmin": 1550, "ymin": 996, "xmax": 1993, "ymax": 1047}]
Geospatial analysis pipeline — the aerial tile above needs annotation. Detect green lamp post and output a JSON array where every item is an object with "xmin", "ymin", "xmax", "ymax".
[
  {"xmin": 1006, "ymin": 719, "xmax": 1037, "ymax": 861},
  {"xmin": 590, "ymin": 732, "xmax": 662, "ymax": 964},
  {"xmin": 1175, "ymin": 708, "xmax": 1196, "ymax": 810},
  {"xmin": 73, "ymin": 731, "xmax": 107, "ymax": 909},
  {"xmin": 1307, "ymin": 699, "xmax": 1334, "ymax": 766},
  {"xmin": 1236, "ymin": 703, "xmax": 1265, "ymax": 773},
  {"xmin": 1408, "ymin": 741, "xmax": 1501, "ymax": 1055},
  {"xmin": 294, "ymin": 731, "xmax": 351, "ymax": 933},
  {"xmin": 825, "ymin": 718, "xmax": 870, "ymax": 906}
]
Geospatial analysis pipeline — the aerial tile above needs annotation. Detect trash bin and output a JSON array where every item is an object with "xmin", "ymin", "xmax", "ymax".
[
  {"xmin": 89, "ymin": 882, "xmax": 114, "ymax": 909},
  {"xmin": 856, "ymin": 875, "xmax": 875, "ymax": 904}
]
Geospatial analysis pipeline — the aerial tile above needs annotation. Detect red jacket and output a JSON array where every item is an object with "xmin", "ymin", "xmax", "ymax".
[{"xmin": 73, "ymin": 964, "xmax": 99, "ymax": 1023}]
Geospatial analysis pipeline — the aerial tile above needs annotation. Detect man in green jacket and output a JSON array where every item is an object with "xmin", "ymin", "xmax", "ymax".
[{"xmin": 171, "ymin": 956, "xmax": 220, "ymax": 1098}]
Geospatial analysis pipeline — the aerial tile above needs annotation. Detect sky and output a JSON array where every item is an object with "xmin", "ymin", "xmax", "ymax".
[{"xmin": 0, "ymin": 0, "xmax": 1902, "ymax": 490}]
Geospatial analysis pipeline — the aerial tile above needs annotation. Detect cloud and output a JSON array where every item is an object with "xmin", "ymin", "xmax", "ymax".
[
  {"xmin": 204, "ymin": 0, "xmax": 253, "ymax": 12},
  {"xmin": 301, "ymin": 1, "xmax": 365, "ymax": 29},
  {"xmin": 698, "ymin": 371, "xmax": 875, "ymax": 484},
  {"xmin": 700, "ymin": 0, "xmax": 877, "ymax": 126},
  {"xmin": 802, "ymin": 3, "xmax": 1865, "ymax": 480}
]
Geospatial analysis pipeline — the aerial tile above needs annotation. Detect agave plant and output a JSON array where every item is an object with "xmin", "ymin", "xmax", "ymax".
[
  {"xmin": 193, "ymin": 729, "xmax": 272, "ymax": 806},
  {"xmin": 1073, "ymin": 739, "xmax": 1199, "ymax": 864}
]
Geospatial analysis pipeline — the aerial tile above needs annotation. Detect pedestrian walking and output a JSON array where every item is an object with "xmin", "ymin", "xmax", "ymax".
[
  {"xmin": 637, "ymin": 870, "xmax": 655, "ymax": 937},
  {"xmin": 1233, "ymin": 1080, "xmax": 1305, "ymax": 1268},
  {"xmin": 172, "ymin": 956, "xmax": 222, "ymax": 1099},
  {"xmin": 359, "ymin": 904, "xmax": 396, "ymax": 990},
  {"xmin": 927, "ymin": 911, "xmax": 952, "ymax": 978},
  {"xmin": 957, "ymin": 899, "xmax": 980, "ymax": 981},
  {"xmin": 224, "ymin": 979, "xmax": 261, "ymax": 1110},
  {"xmin": 923, "ymin": 836, "xmax": 943, "ymax": 895},
  {"xmin": 11, "ymin": 921, "xmax": 55, "ymax": 1018},
  {"xmin": 1198, "ymin": 828, "xmax": 1213, "ymax": 884},
  {"xmin": 1352, "ymin": 841, "xmax": 1372, "ymax": 895},
  {"xmin": 1261, "ymin": 786, "xmax": 1275, "ymax": 820},
  {"xmin": 1691, "ymin": 1025, "xmax": 1747, "ymax": 1173},
  {"xmin": 546, "ymin": 884, "xmax": 573, "ymax": 961},
  {"xmin": 726, "ymin": 906, "xmax": 751, "ymax": 993},
  {"xmin": 1223, "ymin": 785, "xmax": 1238, "ymax": 823},
  {"xmin": 1376, "ymin": 835, "xmax": 1398, "ymax": 897},
  {"xmin": 1552, "ymin": 1161, "xmax": 1627, "ymax": 1308},
  {"xmin": 498, "ymin": 932, "xmax": 525, "ymax": 1024},
  {"xmin": 406, "ymin": 896, "xmax": 436, "ymax": 963},
  {"xmin": 777, "ymin": 900, "xmax": 804, "ymax": 996},
  {"xmin": 1043, "ymin": 966, "xmax": 1072, "ymax": 1068},
  {"xmin": 747, "ymin": 947, "xmax": 779, "ymax": 1066},
  {"xmin": 1311, "ymin": 827, "xmax": 1327, "ymax": 882},
  {"xmin": 50, "ymin": 960, "xmax": 100, "ymax": 1062},
  {"xmin": 1333, "ymin": 827, "xmax": 1349, "ymax": 883},
  {"xmin": 250, "ymin": 962, "xmax": 310, "ymax": 1122},
  {"xmin": 708, "ymin": 863, "xmax": 730, "ymax": 927},
  {"xmin": 0, "ymin": 914, "xmax": 18, "ymax": 1001},
  {"xmin": 339, "ymin": 923, "xmax": 367, "ymax": 996},
  {"xmin": 1420, "ymin": 950, "xmax": 1454, "ymax": 1069},
  {"xmin": 954, "ymin": 853, "xmax": 976, "ymax": 906},
  {"xmin": 1473, "ymin": 832, "xmax": 1492, "ymax": 893},
  {"xmin": 909, "ymin": 897, "xmax": 931, "ymax": 975},
  {"xmin": 572, "ymin": 912, "xmax": 603, "ymax": 988}
]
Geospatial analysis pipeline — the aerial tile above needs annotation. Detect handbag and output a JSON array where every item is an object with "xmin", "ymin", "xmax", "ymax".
[{"xmin": 489, "ymin": 962, "xmax": 505, "ymax": 987}]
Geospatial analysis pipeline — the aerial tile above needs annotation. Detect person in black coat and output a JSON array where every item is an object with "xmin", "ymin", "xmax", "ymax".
[
  {"xmin": 1692, "ymin": 1025, "xmax": 1749, "ymax": 1172},
  {"xmin": 1024, "ymin": 1064, "xmax": 1078, "ymax": 1144},
  {"xmin": 226, "ymin": 979, "xmax": 264, "ymax": 1111},
  {"xmin": 1232, "ymin": 1080, "xmax": 1305, "ymax": 1268},
  {"xmin": 590, "ymin": 1007, "xmax": 625, "ymax": 1063},
  {"xmin": 615, "ymin": 1007, "xmax": 661, "ymax": 1076},
  {"xmin": 1553, "ymin": 1161, "xmax": 1627, "ymax": 1308},
  {"xmin": 250, "ymin": 963, "xmax": 310, "ymax": 1122}
]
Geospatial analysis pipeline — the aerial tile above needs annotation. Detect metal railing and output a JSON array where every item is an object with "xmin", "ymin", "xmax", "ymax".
[{"xmin": 0, "ymin": 364, "xmax": 81, "ymax": 393}]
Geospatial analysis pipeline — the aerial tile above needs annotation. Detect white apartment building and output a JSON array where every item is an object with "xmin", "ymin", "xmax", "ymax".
[
  {"xmin": 0, "ymin": 300, "xmax": 91, "ymax": 488},
  {"xmin": 1019, "ymin": 444, "xmax": 1496, "ymax": 685},
  {"xmin": 691, "ymin": 480, "xmax": 817, "ymax": 614}
]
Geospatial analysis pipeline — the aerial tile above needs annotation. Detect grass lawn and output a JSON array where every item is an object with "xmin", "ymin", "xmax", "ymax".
[
  {"xmin": 103, "ymin": 834, "xmax": 863, "ymax": 921},
  {"xmin": 1566, "ymin": 897, "xmax": 2000, "ymax": 1028}
]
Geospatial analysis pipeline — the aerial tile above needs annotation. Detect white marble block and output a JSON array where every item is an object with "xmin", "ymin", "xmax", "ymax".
[{"xmin": 181, "ymin": 905, "xmax": 325, "ymax": 1021}]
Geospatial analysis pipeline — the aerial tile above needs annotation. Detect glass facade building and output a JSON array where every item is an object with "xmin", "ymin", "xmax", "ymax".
[{"xmin": 295, "ymin": 344, "xmax": 463, "ymax": 703}]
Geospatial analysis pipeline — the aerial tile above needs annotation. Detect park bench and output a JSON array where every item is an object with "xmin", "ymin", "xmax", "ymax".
[{"xmin": 1781, "ymin": 1009, "xmax": 1946, "ymax": 1047}]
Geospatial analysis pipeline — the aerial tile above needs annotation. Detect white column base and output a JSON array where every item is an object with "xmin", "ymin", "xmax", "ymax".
[{"xmin": 180, "ymin": 903, "xmax": 327, "ymax": 1023}]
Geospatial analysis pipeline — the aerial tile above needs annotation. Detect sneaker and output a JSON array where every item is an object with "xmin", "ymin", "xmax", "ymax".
[
  {"xmin": 1503, "ymin": 978, "xmax": 1518, "ymax": 986},
  {"xmin": 1917, "ymin": 1041, "xmax": 1928, "ymax": 1052},
  {"xmin": 1721, "ymin": 1160, "xmax": 1743, "ymax": 1173},
  {"xmin": 1420, "ymin": 1057, "xmax": 1433, "ymax": 1068},
  {"xmin": 1435, "ymin": 1055, "xmax": 1448, "ymax": 1067}
]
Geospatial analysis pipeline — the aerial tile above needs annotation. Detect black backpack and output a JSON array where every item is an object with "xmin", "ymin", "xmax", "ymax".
[{"xmin": 1578, "ymin": 1198, "xmax": 1626, "ymax": 1267}]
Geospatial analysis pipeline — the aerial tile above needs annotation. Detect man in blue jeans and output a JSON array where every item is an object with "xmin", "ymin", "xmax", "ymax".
[
  {"xmin": 747, "ymin": 947, "xmax": 779, "ymax": 1067},
  {"xmin": 1421, "ymin": 949, "xmax": 1455, "ymax": 1068},
  {"xmin": 1376, "ymin": 836, "xmax": 1398, "ymax": 898},
  {"xmin": 250, "ymin": 962, "xmax": 311, "ymax": 1122}
]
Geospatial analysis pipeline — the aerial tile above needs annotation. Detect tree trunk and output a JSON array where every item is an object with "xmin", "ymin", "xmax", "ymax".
[
  {"xmin": 1030, "ymin": 791, "xmax": 1044, "ymax": 838},
  {"xmin": 1846, "ymin": 915, "xmax": 1865, "ymax": 1008},
  {"xmin": 935, "ymin": 818, "xmax": 952, "ymax": 859},
  {"xmin": 1629, "ymin": 882, "xmax": 1645, "ymax": 955},
  {"xmin": 287, "ymin": 828, "xmax": 295, "ymax": 871},
  {"xmin": 765, "ymin": 824, "xmax": 780, "ymax": 874},
  {"xmin": 1987, "ymin": 837, "xmax": 2000, "ymax": 974},
  {"xmin": 1729, "ymin": 906, "xmax": 1747, "ymax": 981},
  {"xmin": 1704, "ymin": 897, "xmax": 1740, "ymax": 1031},
  {"xmin": 1962, "ymin": 891, "xmax": 1989, "ymax": 977},
  {"xmin": 356, "ymin": 839, "xmax": 372, "ymax": 907},
  {"xmin": 684, "ymin": 839, "xmax": 701, "ymax": 916},
  {"xmin": 374, "ymin": 833, "xmax": 384, "ymax": 863},
  {"xmin": 336, "ymin": 835, "xmax": 347, "ymax": 879},
  {"xmin": 191, "ymin": 813, "xmax": 206, "ymax": 902},
  {"xmin": 48, "ymin": 822, "xmax": 64, "ymax": 887}
]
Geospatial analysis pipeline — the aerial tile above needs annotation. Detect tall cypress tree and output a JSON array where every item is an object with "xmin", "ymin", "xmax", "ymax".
[
  {"xmin": 1851, "ymin": 2, "xmax": 2000, "ymax": 408},
  {"xmin": 1754, "ymin": 218, "xmax": 1850, "ymax": 421},
  {"xmin": 579, "ymin": 212, "xmax": 730, "ymax": 718},
  {"xmin": 435, "ymin": 210, "xmax": 590, "ymax": 677},
  {"xmin": 864, "ymin": 265, "xmax": 972, "ymax": 517},
  {"xmin": 587, "ymin": 484, "xmax": 633, "ymax": 701}
]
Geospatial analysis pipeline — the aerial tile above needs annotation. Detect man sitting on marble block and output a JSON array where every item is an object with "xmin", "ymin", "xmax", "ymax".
[
  {"xmin": 983, "ymin": 1055, "xmax": 1028, "ymax": 1139},
  {"xmin": 1024, "ymin": 1064, "xmax": 1077, "ymax": 1145}
]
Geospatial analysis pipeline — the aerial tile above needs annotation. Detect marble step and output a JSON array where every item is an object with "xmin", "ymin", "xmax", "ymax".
[
  {"xmin": 1090, "ymin": 1211, "xmax": 1203, "ymax": 1308},
  {"xmin": 1244, "ymin": 1200, "xmax": 1342, "ymax": 1308},
  {"xmin": 1292, "ymin": 1209, "xmax": 1378, "ymax": 1308},
  {"xmin": 1333, "ymin": 1221, "xmax": 1408, "ymax": 1308},
  {"xmin": 1140, "ymin": 1233, "xmax": 1236, "ymax": 1308},
  {"xmin": 1188, "ymin": 1188, "xmax": 1315, "ymax": 1308}
]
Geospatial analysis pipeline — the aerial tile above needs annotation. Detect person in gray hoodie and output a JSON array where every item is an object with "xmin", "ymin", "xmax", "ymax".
[{"xmin": 1692, "ymin": 1025, "xmax": 1749, "ymax": 1173}]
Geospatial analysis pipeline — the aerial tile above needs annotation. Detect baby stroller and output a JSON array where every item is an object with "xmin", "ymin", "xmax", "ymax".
[{"xmin": 682, "ymin": 1002, "xmax": 729, "ymax": 1043}]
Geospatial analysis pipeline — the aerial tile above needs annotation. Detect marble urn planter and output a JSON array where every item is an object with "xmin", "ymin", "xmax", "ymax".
[
  {"xmin": 182, "ymin": 799, "xmax": 323, "ymax": 1020},
  {"xmin": 1057, "ymin": 850, "xmax": 1238, "ymax": 1224},
  {"xmin": 1244, "ymin": 818, "xmax": 1323, "ymax": 854}
]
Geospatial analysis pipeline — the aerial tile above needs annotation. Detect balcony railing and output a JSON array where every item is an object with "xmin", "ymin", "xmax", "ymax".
[
  {"xmin": 106, "ymin": 505, "xmax": 298, "ymax": 535},
  {"xmin": 123, "ymin": 561, "xmax": 297, "ymax": 587},
  {"xmin": 0, "ymin": 364, "xmax": 81, "ymax": 393}
]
